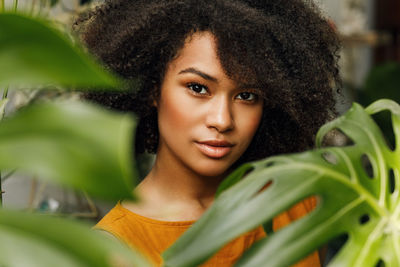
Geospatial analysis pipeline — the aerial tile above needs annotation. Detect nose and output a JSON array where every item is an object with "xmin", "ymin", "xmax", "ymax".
[{"xmin": 206, "ymin": 96, "xmax": 234, "ymax": 132}]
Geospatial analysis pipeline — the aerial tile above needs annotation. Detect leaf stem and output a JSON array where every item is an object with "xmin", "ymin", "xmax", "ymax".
[
  {"xmin": 13, "ymin": 0, "xmax": 18, "ymax": 12},
  {"xmin": 0, "ymin": 86, "xmax": 8, "ymax": 207},
  {"xmin": 0, "ymin": 0, "xmax": 4, "ymax": 12},
  {"xmin": 30, "ymin": 0, "xmax": 36, "ymax": 16},
  {"xmin": 37, "ymin": 0, "xmax": 46, "ymax": 17},
  {"xmin": 2, "ymin": 85, "xmax": 8, "ymax": 100},
  {"xmin": 353, "ymin": 218, "xmax": 387, "ymax": 267},
  {"xmin": 0, "ymin": 172, "xmax": 2, "ymax": 207}
]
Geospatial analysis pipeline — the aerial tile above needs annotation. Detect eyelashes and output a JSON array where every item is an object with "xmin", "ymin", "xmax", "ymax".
[
  {"xmin": 187, "ymin": 83, "xmax": 208, "ymax": 95},
  {"xmin": 236, "ymin": 92, "xmax": 257, "ymax": 101},
  {"xmin": 186, "ymin": 82, "xmax": 259, "ymax": 103}
]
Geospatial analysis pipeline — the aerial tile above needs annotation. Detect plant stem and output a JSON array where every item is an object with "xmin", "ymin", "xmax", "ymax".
[
  {"xmin": 30, "ymin": 0, "xmax": 37, "ymax": 16},
  {"xmin": 0, "ymin": 172, "xmax": 2, "ymax": 207},
  {"xmin": 13, "ymin": 0, "xmax": 18, "ymax": 12},
  {"xmin": 2, "ymin": 85, "xmax": 8, "ymax": 99},
  {"xmin": 0, "ymin": 86, "xmax": 8, "ymax": 207},
  {"xmin": 38, "ymin": 0, "xmax": 50, "ymax": 18},
  {"xmin": 0, "ymin": 0, "xmax": 4, "ymax": 12}
]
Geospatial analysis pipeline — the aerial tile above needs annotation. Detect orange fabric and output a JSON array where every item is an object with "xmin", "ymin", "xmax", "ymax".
[
  {"xmin": 94, "ymin": 197, "xmax": 319, "ymax": 267},
  {"xmin": 273, "ymin": 196, "xmax": 320, "ymax": 267}
]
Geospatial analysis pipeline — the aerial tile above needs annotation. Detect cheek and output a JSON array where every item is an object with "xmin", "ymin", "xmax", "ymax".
[
  {"xmin": 157, "ymin": 88, "xmax": 195, "ymax": 138},
  {"xmin": 237, "ymin": 106, "xmax": 263, "ymax": 142}
]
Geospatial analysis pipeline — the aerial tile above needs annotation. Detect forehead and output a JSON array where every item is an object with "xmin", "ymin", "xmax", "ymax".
[
  {"xmin": 165, "ymin": 31, "xmax": 260, "ymax": 90},
  {"xmin": 166, "ymin": 32, "xmax": 221, "ymax": 76}
]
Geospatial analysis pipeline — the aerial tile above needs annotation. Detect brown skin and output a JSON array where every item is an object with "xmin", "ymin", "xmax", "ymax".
[{"xmin": 122, "ymin": 32, "xmax": 263, "ymax": 221}]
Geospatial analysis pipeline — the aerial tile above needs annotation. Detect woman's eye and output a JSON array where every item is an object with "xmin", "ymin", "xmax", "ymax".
[
  {"xmin": 236, "ymin": 92, "xmax": 257, "ymax": 101},
  {"xmin": 188, "ymin": 83, "xmax": 208, "ymax": 95}
]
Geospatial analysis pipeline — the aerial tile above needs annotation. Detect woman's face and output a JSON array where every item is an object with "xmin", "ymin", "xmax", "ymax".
[{"xmin": 156, "ymin": 31, "xmax": 263, "ymax": 177}]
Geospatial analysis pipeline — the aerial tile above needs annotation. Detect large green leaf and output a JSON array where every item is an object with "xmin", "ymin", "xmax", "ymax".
[
  {"xmin": 0, "ymin": 208, "xmax": 151, "ymax": 267},
  {"xmin": 0, "ymin": 100, "xmax": 137, "ymax": 201},
  {"xmin": 0, "ymin": 12, "xmax": 122, "ymax": 89},
  {"xmin": 163, "ymin": 99, "xmax": 400, "ymax": 267}
]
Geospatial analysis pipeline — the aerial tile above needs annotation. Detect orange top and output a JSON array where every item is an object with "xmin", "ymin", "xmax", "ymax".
[{"xmin": 94, "ymin": 197, "xmax": 319, "ymax": 267}]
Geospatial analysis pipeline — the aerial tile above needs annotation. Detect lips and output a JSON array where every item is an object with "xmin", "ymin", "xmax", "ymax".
[{"xmin": 195, "ymin": 140, "xmax": 234, "ymax": 158}]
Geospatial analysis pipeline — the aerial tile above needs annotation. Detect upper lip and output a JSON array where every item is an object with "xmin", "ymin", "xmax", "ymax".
[{"xmin": 197, "ymin": 140, "xmax": 234, "ymax": 147}]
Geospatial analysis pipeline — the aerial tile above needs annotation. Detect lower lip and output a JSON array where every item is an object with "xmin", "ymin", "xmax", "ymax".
[{"xmin": 195, "ymin": 143, "xmax": 233, "ymax": 158}]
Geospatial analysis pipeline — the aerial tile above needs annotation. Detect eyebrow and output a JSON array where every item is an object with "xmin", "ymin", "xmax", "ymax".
[
  {"xmin": 178, "ymin": 68, "xmax": 218, "ymax": 82},
  {"xmin": 178, "ymin": 67, "xmax": 264, "ymax": 95}
]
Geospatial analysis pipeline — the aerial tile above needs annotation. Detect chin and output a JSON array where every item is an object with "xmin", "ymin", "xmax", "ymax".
[{"xmin": 192, "ymin": 160, "xmax": 233, "ymax": 178}]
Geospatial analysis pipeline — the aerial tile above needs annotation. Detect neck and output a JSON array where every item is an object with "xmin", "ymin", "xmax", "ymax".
[
  {"xmin": 141, "ymin": 158, "xmax": 225, "ymax": 207},
  {"xmin": 133, "ymin": 145, "xmax": 229, "ymax": 219}
]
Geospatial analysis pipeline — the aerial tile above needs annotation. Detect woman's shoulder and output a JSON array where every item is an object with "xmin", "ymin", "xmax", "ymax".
[
  {"xmin": 94, "ymin": 201, "xmax": 197, "ymax": 266},
  {"xmin": 93, "ymin": 201, "xmax": 195, "ymax": 245}
]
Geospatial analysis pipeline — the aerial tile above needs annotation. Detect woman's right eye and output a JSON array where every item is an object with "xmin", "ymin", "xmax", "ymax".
[{"xmin": 187, "ymin": 83, "xmax": 208, "ymax": 95}]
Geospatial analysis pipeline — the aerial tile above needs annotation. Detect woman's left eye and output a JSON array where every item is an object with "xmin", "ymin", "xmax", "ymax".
[
  {"xmin": 187, "ymin": 83, "xmax": 208, "ymax": 95},
  {"xmin": 236, "ymin": 92, "xmax": 257, "ymax": 101}
]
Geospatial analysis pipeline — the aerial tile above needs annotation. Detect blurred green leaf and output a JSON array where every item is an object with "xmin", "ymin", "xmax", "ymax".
[
  {"xmin": 50, "ymin": 0, "xmax": 59, "ymax": 7},
  {"xmin": 0, "ymin": 100, "xmax": 137, "ymax": 201},
  {"xmin": 0, "ymin": 13, "xmax": 122, "ymax": 89},
  {"xmin": 163, "ymin": 99, "xmax": 400, "ymax": 267},
  {"xmin": 362, "ymin": 62, "xmax": 400, "ymax": 104},
  {"xmin": 0, "ymin": 208, "xmax": 152, "ymax": 267}
]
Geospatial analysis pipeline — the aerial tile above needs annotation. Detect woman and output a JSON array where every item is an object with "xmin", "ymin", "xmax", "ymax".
[{"xmin": 74, "ymin": 0, "xmax": 340, "ymax": 266}]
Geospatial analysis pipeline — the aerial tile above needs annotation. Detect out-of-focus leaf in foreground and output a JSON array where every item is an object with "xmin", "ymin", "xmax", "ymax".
[
  {"xmin": 163, "ymin": 99, "xmax": 400, "ymax": 267},
  {"xmin": 0, "ymin": 12, "xmax": 121, "ymax": 89},
  {"xmin": 0, "ymin": 208, "xmax": 151, "ymax": 267},
  {"xmin": 0, "ymin": 100, "xmax": 137, "ymax": 201}
]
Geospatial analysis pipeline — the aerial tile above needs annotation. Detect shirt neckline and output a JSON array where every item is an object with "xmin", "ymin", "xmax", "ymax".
[{"xmin": 116, "ymin": 201, "xmax": 197, "ymax": 226}]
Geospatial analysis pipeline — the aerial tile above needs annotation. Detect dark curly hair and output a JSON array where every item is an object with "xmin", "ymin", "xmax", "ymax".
[{"xmin": 73, "ymin": 0, "xmax": 341, "ymax": 164}]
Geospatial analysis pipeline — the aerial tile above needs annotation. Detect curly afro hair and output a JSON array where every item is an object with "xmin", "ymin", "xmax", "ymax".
[{"xmin": 73, "ymin": 0, "xmax": 341, "ymax": 164}]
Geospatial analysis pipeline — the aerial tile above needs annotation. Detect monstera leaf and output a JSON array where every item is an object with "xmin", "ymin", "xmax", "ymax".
[{"xmin": 163, "ymin": 99, "xmax": 400, "ymax": 267}]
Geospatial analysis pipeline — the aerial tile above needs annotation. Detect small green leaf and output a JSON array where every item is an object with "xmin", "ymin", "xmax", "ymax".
[
  {"xmin": 0, "ymin": 208, "xmax": 151, "ymax": 267},
  {"xmin": 0, "ymin": 100, "xmax": 137, "ymax": 201},
  {"xmin": 0, "ymin": 13, "xmax": 122, "ymax": 89},
  {"xmin": 163, "ymin": 99, "xmax": 400, "ymax": 267}
]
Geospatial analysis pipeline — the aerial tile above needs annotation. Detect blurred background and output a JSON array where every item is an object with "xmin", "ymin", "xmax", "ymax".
[{"xmin": 1, "ymin": 0, "xmax": 399, "ymax": 225}]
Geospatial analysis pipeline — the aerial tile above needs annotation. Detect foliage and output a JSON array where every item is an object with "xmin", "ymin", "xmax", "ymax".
[
  {"xmin": 163, "ymin": 99, "xmax": 400, "ymax": 267},
  {"xmin": 0, "ymin": 12, "xmax": 122, "ymax": 89},
  {"xmin": 362, "ymin": 62, "xmax": 400, "ymax": 104},
  {"xmin": 2, "ymin": 6, "xmax": 400, "ymax": 267},
  {"xmin": 0, "ymin": 208, "xmax": 150, "ymax": 267},
  {"xmin": 0, "ymin": 12, "xmax": 150, "ymax": 267},
  {"xmin": 0, "ymin": 100, "xmax": 137, "ymax": 202}
]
